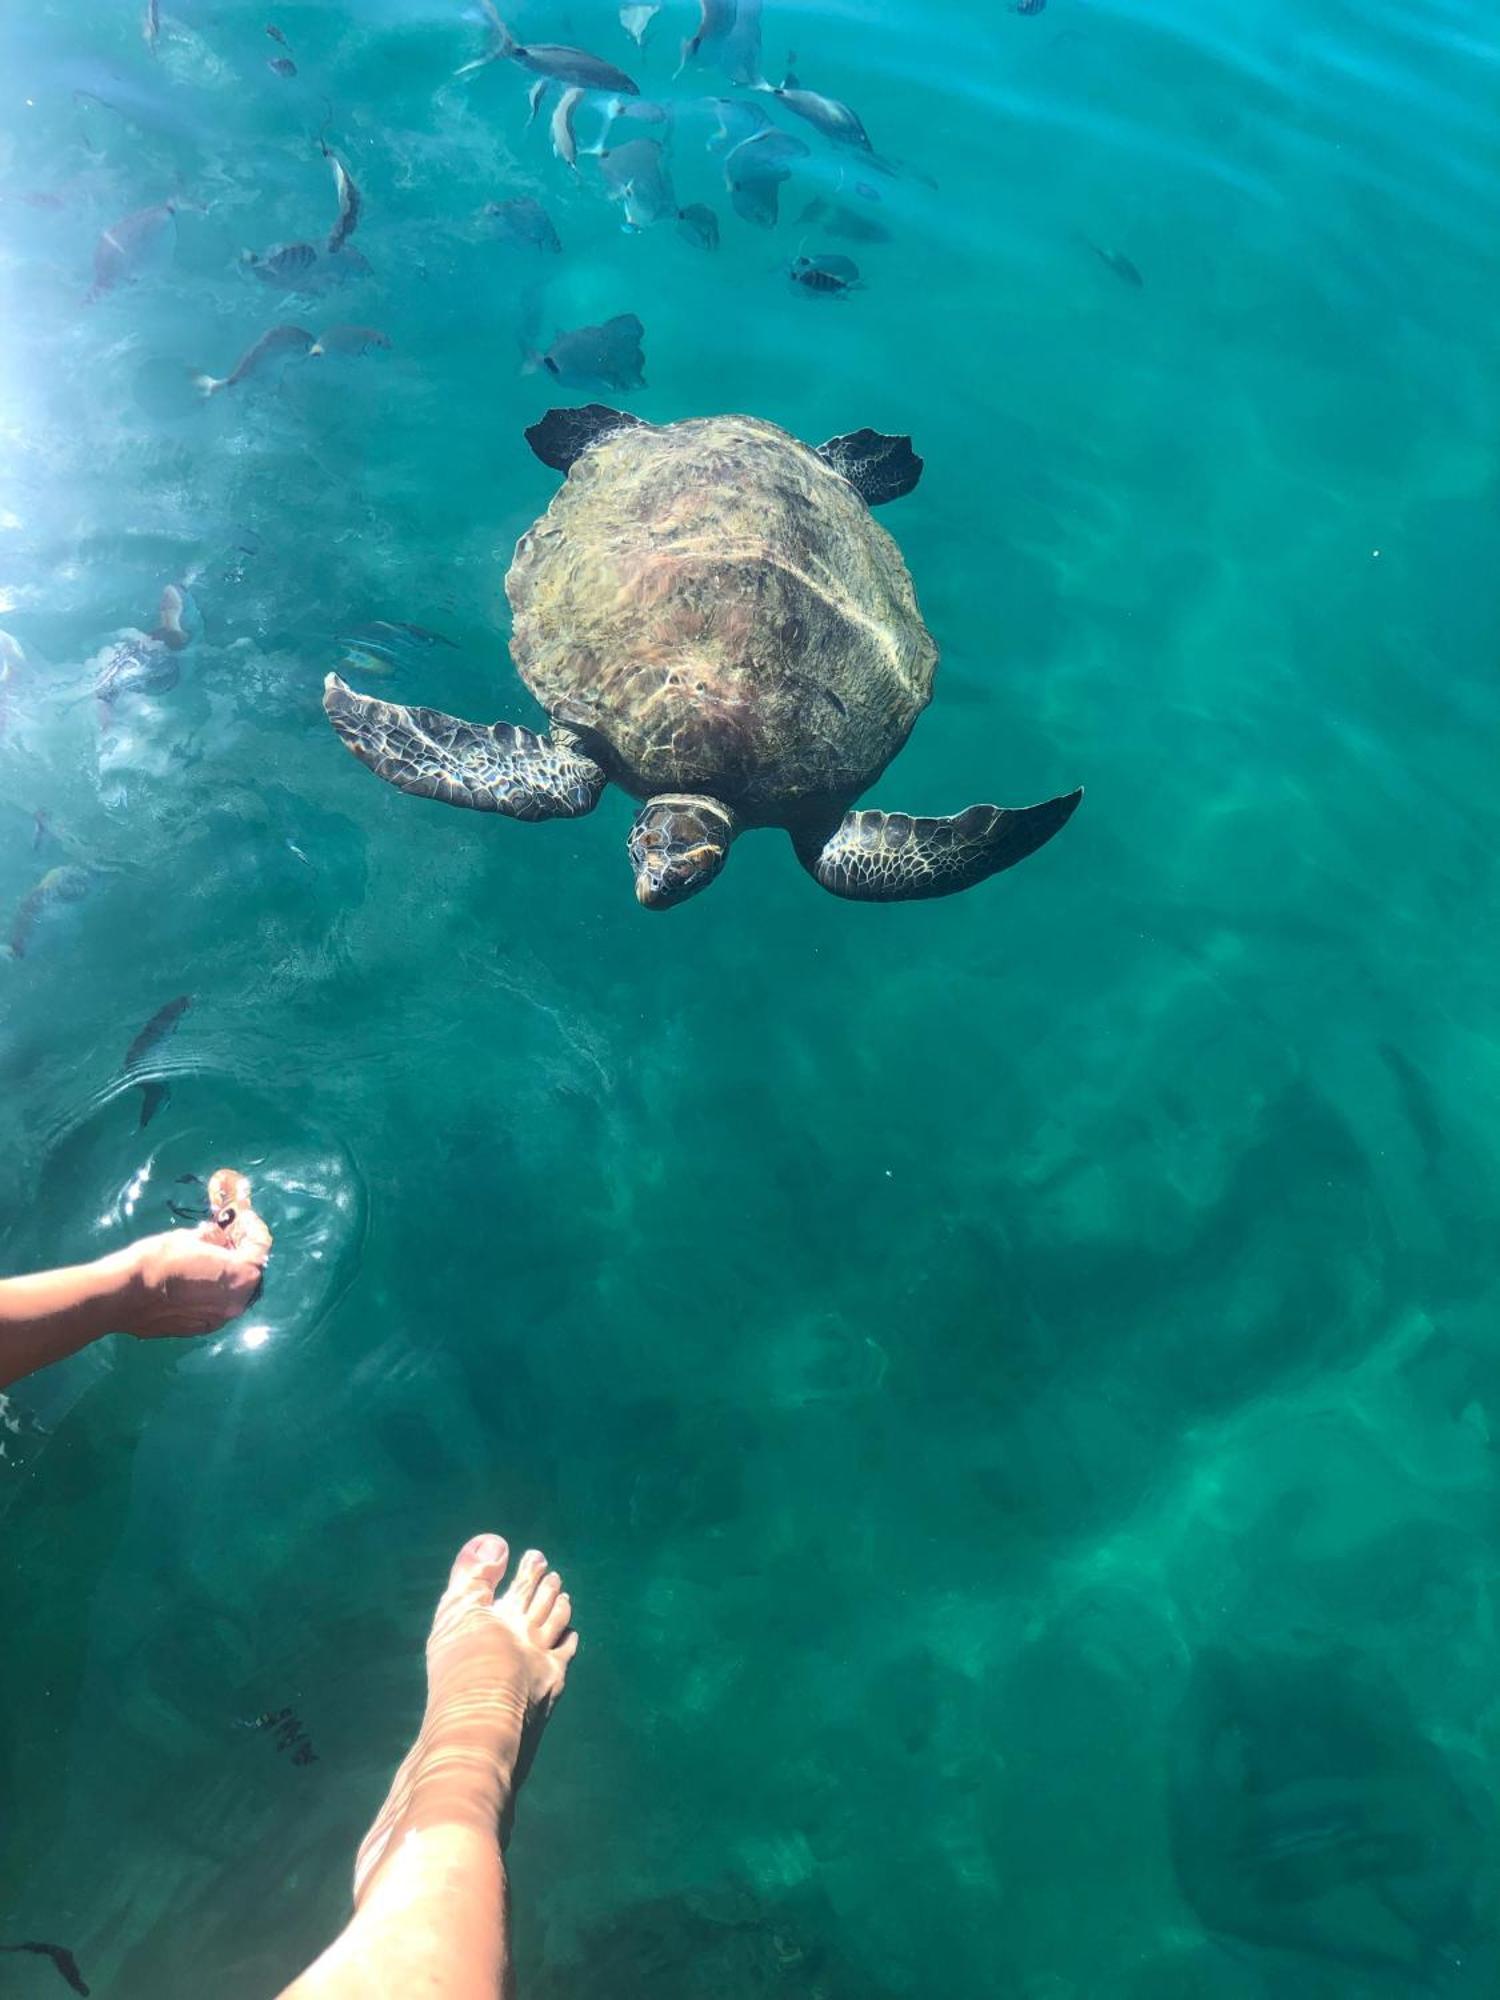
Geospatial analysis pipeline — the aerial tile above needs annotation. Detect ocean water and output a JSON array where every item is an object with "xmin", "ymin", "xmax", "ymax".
[{"xmin": 1, "ymin": 0, "xmax": 1498, "ymax": 1992}]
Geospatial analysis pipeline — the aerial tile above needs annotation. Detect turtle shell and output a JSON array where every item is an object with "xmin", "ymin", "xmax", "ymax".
[{"xmin": 504, "ymin": 415, "xmax": 937, "ymax": 827}]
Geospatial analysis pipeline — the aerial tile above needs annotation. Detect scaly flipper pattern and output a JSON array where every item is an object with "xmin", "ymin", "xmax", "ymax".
[
  {"xmin": 798, "ymin": 790, "xmax": 1082, "ymax": 900},
  {"xmin": 323, "ymin": 674, "xmax": 605, "ymax": 819}
]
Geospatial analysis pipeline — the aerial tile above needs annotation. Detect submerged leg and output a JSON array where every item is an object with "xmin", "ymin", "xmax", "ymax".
[
  {"xmin": 796, "ymin": 791, "xmax": 1082, "ymax": 901},
  {"xmin": 323, "ymin": 674, "xmax": 605, "ymax": 819},
  {"xmin": 278, "ymin": 1534, "xmax": 577, "ymax": 2000}
]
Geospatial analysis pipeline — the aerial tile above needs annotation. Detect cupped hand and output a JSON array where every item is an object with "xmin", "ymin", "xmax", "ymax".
[{"xmin": 121, "ymin": 1170, "xmax": 272, "ymax": 1340}]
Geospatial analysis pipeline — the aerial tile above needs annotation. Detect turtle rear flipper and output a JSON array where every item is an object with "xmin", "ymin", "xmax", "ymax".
[
  {"xmin": 816, "ymin": 428, "xmax": 923, "ymax": 506},
  {"xmin": 323, "ymin": 674, "xmax": 604, "ymax": 819},
  {"xmin": 525, "ymin": 404, "xmax": 644, "ymax": 473},
  {"xmin": 796, "ymin": 791, "xmax": 1082, "ymax": 900}
]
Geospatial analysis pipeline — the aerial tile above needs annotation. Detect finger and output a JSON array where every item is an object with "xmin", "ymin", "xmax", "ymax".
[
  {"xmin": 227, "ymin": 1204, "xmax": 273, "ymax": 1261},
  {"xmin": 195, "ymin": 1219, "xmax": 234, "ymax": 1249}
]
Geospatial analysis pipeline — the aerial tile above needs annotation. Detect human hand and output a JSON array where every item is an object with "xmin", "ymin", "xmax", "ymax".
[{"xmin": 119, "ymin": 1167, "xmax": 273, "ymax": 1340}]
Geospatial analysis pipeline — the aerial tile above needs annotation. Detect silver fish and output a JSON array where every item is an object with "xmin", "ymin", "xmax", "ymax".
[
  {"xmin": 481, "ymin": 196, "xmax": 561, "ymax": 253},
  {"xmin": 323, "ymin": 144, "xmax": 361, "ymax": 254},
  {"xmin": 789, "ymin": 251, "xmax": 860, "ymax": 294},
  {"xmin": 267, "ymin": 23, "xmax": 290, "ymax": 44},
  {"xmin": 193, "ymin": 322, "xmax": 314, "ymax": 396},
  {"xmin": 268, "ymin": 55, "xmax": 297, "ymax": 76},
  {"xmin": 594, "ymin": 136, "xmax": 677, "ymax": 230},
  {"xmin": 541, "ymin": 313, "xmax": 645, "ymax": 391},
  {"xmin": 308, "ymin": 323, "xmax": 391, "ymax": 356},
  {"xmin": 676, "ymin": 201, "xmax": 719, "ymax": 250},
  {"xmin": 723, "ymin": 126, "xmax": 808, "ymax": 227},
  {"xmin": 527, "ymin": 77, "xmax": 549, "ymax": 122},
  {"xmin": 619, "ymin": 4, "xmax": 660, "ymax": 46},
  {"xmin": 676, "ymin": 0, "xmax": 733, "ymax": 73},
  {"xmin": 89, "ymin": 199, "xmax": 177, "ymax": 299},
  {"xmin": 144, "ymin": 0, "xmax": 159, "ymax": 51},
  {"xmin": 465, "ymin": 6, "xmax": 640, "ymax": 93},
  {"xmin": 9, "ymin": 866, "xmax": 90, "ymax": 960},
  {"xmin": 706, "ymin": 96, "xmax": 770, "ymax": 150},
  {"xmin": 244, "ymin": 239, "xmax": 320, "ymax": 285},
  {"xmin": 756, "ymin": 67, "xmax": 872, "ymax": 150},
  {"xmin": 550, "ymin": 86, "xmax": 586, "ymax": 169},
  {"xmin": 123, "ymin": 993, "xmax": 191, "ymax": 1127}
]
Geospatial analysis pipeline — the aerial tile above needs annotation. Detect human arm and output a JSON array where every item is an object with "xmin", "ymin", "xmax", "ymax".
[{"xmin": 0, "ymin": 1171, "xmax": 272, "ymax": 1391}]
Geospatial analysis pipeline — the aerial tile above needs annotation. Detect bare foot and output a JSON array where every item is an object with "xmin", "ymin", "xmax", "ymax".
[{"xmin": 353, "ymin": 1535, "xmax": 578, "ymax": 1907}]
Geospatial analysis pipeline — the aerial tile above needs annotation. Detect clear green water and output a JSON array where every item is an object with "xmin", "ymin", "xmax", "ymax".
[{"xmin": 1, "ymin": 0, "xmax": 1498, "ymax": 1992}]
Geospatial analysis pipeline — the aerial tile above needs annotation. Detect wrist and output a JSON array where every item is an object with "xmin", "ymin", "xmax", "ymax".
[{"xmin": 91, "ymin": 1241, "xmax": 151, "ymax": 1336}]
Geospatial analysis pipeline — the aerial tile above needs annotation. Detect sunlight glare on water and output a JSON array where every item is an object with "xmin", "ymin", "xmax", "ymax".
[{"xmin": 1, "ymin": 0, "xmax": 1499, "ymax": 1993}]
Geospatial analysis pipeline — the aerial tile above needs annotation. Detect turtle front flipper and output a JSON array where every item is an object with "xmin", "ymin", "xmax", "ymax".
[
  {"xmin": 323, "ymin": 674, "xmax": 605, "ymax": 819},
  {"xmin": 815, "ymin": 428, "xmax": 923, "ymax": 506},
  {"xmin": 795, "ymin": 791, "xmax": 1082, "ymax": 901},
  {"xmin": 525, "ymin": 404, "xmax": 644, "ymax": 473}
]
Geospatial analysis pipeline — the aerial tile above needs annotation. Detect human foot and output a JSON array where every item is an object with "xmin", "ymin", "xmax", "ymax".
[{"xmin": 352, "ymin": 1535, "xmax": 578, "ymax": 1906}]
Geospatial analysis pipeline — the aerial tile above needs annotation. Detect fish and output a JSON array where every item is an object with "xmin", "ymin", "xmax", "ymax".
[
  {"xmin": 9, "ymin": 866, "xmax": 90, "ymax": 961},
  {"xmin": 268, "ymin": 55, "xmax": 297, "ymax": 76},
  {"xmin": 322, "ymin": 144, "xmax": 361, "ymax": 254},
  {"xmin": 193, "ymin": 323, "xmax": 314, "ymax": 396},
  {"xmin": 676, "ymin": 201, "xmax": 719, "ymax": 250},
  {"xmin": 1087, "ymin": 241, "xmax": 1144, "ymax": 287},
  {"xmin": 540, "ymin": 313, "xmax": 645, "ymax": 391},
  {"xmin": 88, "ymin": 199, "xmax": 177, "ymax": 299},
  {"xmin": 480, "ymin": 196, "xmax": 561, "ymax": 253},
  {"xmin": 1015, "ymin": 0, "xmax": 1047, "ymax": 12},
  {"xmin": 723, "ymin": 126, "xmax": 808, "ymax": 227},
  {"xmin": 122, "ymin": 994, "xmax": 191, "ymax": 1128},
  {"xmin": 549, "ymin": 86, "xmax": 586, "ymax": 169},
  {"xmin": 789, "ymin": 251, "xmax": 860, "ymax": 293},
  {"xmin": 308, "ymin": 323, "xmax": 391, "ymax": 357},
  {"xmin": 0, "ymin": 630, "xmax": 25, "ymax": 739},
  {"xmin": 94, "ymin": 635, "xmax": 179, "ymax": 703},
  {"xmin": 755, "ymin": 66, "xmax": 872, "ymax": 149},
  {"xmin": 243, "ymin": 240, "xmax": 321, "ymax": 286},
  {"xmin": 619, "ymin": 3, "xmax": 660, "ymax": 46},
  {"xmin": 465, "ymin": 5, "xmax": 640, "ymax": 93},
  {"xmin": 336, "ymin": 620, "xmax": 458, "ymax": 673},
  {"xmin": 593, "ymin": 136, "xmax": 677, "ymax": 230},
  {"xmin": 151, "ymin": 583, "xmax": 195, "ymax": 651},
  {"xmin": 143, "ymin": 0, "xmax": 159, "ymax": 51},
  {"xmin": 677, "ymin": 0, "xmax": 757, "ymax": 81},
  {"xmin": 0, "ymin": 1943, "xmax": 89, "ymax": 1996},
  {"xmin": 526, "ymin": 76, "xmax": 549, "ymax": 122},
  {"xmin": 796, "ymin": 196, "xmax": 889, "ymax": 244},
  {"xmin": 32, "ymin": 810, "xmax": 48, "ymax": 851},
  {"xmin": 266, "ymin": 23, "xmax": 290, "ymax": 44},
  {"xmin": 706, "ymin": 96, "xmax": 769, "ymax": 149}
]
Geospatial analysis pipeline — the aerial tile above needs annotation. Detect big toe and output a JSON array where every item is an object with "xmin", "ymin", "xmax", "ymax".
[{"xmin": 445, "ymin": 1532, "xmax": 510, "ymax": 1601}]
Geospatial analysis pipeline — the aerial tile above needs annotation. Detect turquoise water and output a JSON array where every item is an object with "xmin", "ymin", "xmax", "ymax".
[{"xmin": 1, "ymin": 0, "xmax": 1498, "ymax": 1991}]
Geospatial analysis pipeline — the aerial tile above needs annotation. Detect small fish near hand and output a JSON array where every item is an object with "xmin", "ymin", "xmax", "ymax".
[
  {"xmin": 460, "ymin": 4, "xmax": 639, "ymax": 93},
  {"xmin": 0, "ymin": 1941, "xmax": 89, "ymax": 1996},
  {"xmin": 309, "ymin": 324, "xmax": 390, "ymax": 358},
  {"xmin": 1086, "ymin": 240, "xmax": 1144, "ymax": 286},
  {"xmin": 193, "ymin": 323, "xmax": 314, "ymax": 397},
  {"xmin": 539, "ymin": 313, "xmax": 645, "ymax": 391},
  {"xmin": 789, "ymin": 251, "xmax": 860, "ymax": 295}
]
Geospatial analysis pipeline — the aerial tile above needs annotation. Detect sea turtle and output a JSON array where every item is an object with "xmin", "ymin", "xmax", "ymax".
[{"xmin": 322, "ymin": 406, "xmax": 1082, "ymax": 907}]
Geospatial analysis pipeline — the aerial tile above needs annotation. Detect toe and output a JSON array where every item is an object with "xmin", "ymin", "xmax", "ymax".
[
  {"xmin": 505, "ymin": 1548, "xmax": 547, "ymax": 1610},
  {"xmin": 540, "ymin": 1591, "xmax": 572, "ymax": 1647},
  {"xmin": 530, "ymin": 1571, "xmax": 561, "ymax": 1625},
  {"xmin": 446, "ymin": 1533, "xmax": 510, "ymax": 1600},
  {"xmin": 556, "ymin": 1628, "xmax": 580, "ymax": 1666}
]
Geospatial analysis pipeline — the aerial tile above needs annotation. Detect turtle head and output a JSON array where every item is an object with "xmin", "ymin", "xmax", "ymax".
[{"xmin": 628, "ymin": 795, "xmax": 736, "ymax": 910}]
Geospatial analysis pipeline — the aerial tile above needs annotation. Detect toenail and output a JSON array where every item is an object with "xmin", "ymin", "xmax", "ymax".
[{"xmin": 467, "ymin": 1534, "xmax": 505, "ymax": 1564}]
